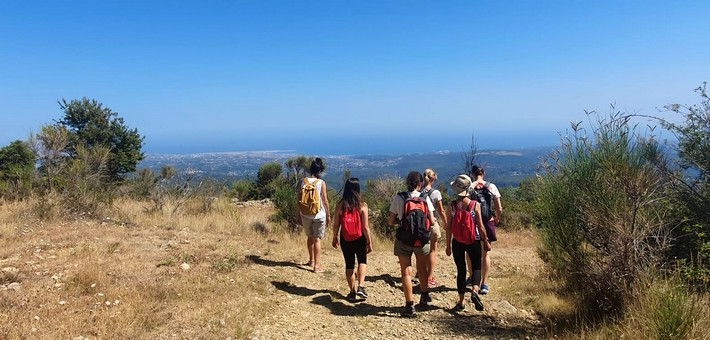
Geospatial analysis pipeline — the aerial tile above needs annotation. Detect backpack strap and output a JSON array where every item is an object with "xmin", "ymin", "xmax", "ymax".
[
  {"xmin": 397, "ymin": 192, "xmax": 410, "ymax": 201},
  {"xmin": 466, "ymin": 199, "xmax": 476, "ymax": 212}
]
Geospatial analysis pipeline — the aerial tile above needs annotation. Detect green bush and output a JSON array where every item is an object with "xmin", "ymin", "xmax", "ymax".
[
  {"xmin": 362, "ymin": 176, "xmax": 405, "ymax": 237},
  {"xmin": 497, "ymin": 178, "xmax": 536, "ymax": 230},
  {"xmin": 59, "ymin": 144, "xmax": 114, "ymax": 215},
  {"xmin": 269, "ymin": 178, "xmax": 299, "ymax": 232},
  {"xmin": 622, "ymin": 276, "xmax": 710, "ymax": 339},
  {"xmin": 250, "ymin": 161, "xmax": 283, "ymax": 199},
  {"xmin": 660, "ymin": 84, "xmax": 710, "ymax": 287},
  {"xmin": 535, "ymin": 111, "xmax": 670, "ymax": 317},
  {"xmin": 229, "ymin": 179, "xmax": 254, "ymax": 201},
  {"xmin": 0, "ymin": 140, "xmax": 36, "ymax": 200}
]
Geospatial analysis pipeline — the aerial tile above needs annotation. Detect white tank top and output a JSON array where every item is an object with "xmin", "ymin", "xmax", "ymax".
[{"xmin": 301, "ymin": 177, "xmax": 326, "ymax": 220}]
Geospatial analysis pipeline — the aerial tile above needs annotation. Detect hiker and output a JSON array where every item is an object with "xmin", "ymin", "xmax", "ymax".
[
  {"xmin": 332, "ymin": 177, "xmax": 372, "ymax": 301},
  {"xmin": 420, "ymin": 169, "xmax": 448, "ymax": 287},
  {"xmin": 388, "ymin": 171, "xmax": 437, "ymax": 317},
  {"xmin": 446, "ymin": 174, "xmax": 490, "ymax": 312},
  {"xmin": 466, "ymin": 165, "xmax": 502, "ymax": 295},
  {"xmin": 297, "ymin": 157, "xmax": 330, "ymax": 273}
]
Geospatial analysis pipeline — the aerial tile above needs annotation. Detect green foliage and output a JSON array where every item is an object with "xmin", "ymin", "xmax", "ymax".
[
  {"xmin": 660, "ymin": 84, "xmax": 710, "ymax": 287},
  {"xmin": 58, "ymin": 97, "xmax": 144, "ymax": 181},
  {"xmin": 0, "ymin": 140, "xmax": 35, "ymax": 199},
  {"xmin": 622, "ymin": 276, "xmax": 710, "ymax": 339},
  {"xmin": 30, "ymin": 124, "xmax": 69, "ymax": 192},
  {"xmin": 229, "ymin": 179, "xmax": 254, "ymax": 201},
  {"xmin": 269, "ymin": 178, "xmax": 300, "ymax": 231},
  {"xmin": 285, "ymin": 155, "xmax": 314, "ymax": 185},
  {"xmin": 362, "ymin": 175, "xmax": 405, "ymax": 236},
  {"xmin": 497, "ymin": 179, "xmax": 536, "ymax": 230},
  {"xmin": 60, "ymin": 144, "xmax": 113, "ymax": 215},
  {"xmin": 250, "ymin": 161, "xmax": 283, "ymax": 199},
  {"xmin": 535, "ymin": 110, "xmax": 669, "ymax": 317}
]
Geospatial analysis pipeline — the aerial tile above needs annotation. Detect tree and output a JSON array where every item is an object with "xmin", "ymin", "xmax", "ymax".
[
  {"xmin": 29, "ymin": 124, "xmax": 69, "ymax": 192},
  {"xmin": 0, "ymin": 140, "xmax": 35, "ymax": 199},
  {"xmin": 250, "ymin": 161, "xmax": 283, "ymax": 199},
  {"xmin": 57, "ymin": 98, "xmax": 144, "ymax": 181},
  {"xmin": 659, "ymin": 83, "xmax": 710, "ymax": 285},
  {"xmin": 285, "ymin": 155, "xmax": 314, "ymax": 185}
]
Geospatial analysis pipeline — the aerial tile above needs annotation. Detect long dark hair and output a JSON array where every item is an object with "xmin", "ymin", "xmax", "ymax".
[{"xmin": 340, "ymin": 177, "xmax": 361, "ymax": 211}]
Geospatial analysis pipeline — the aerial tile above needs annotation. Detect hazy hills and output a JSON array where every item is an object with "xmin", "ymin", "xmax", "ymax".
[{"xmin": 139, "ymin": 146, "xmax": 552, "ymax": 187}]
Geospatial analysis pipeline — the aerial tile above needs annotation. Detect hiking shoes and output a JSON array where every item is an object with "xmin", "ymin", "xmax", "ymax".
[
  {"xmin": 454, "ymin": 302, "xmax": 465, "ymax": 312},
  {"xmin": 356, "ymin": 286, "xmax": 368, "ymax": 299},
  {"xmin": 401, "ymin": 304, "xmax": 416, "ymax": 317},
  {"xmin": 346, "ymin": 291, "xmax": 357, "ymax": 301},
  {"xmin": 479, "ymin": 283, "xmax": 489, "ymax": 295},
  {"xmin": 419, "ymin": 292, "xmax": 432, "ymax": 305},
  {"xmin": 470, "ymin": 292, "xmax": 484, "ymax": 311}
]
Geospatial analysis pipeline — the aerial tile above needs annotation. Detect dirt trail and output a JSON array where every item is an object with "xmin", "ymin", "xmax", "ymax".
[{"xmin": 247, "ymin": 230, "xmax": 544, "ymax": 339}]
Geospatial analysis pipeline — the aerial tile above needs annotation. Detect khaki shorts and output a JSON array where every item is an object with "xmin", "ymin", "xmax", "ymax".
[
  {"xmin": 302, "ymin": 217, "xmax": 325, "ymax": 238},
  {"xmin": 393, "ymin": 239, "xmax": 431, "ymax": 257}
]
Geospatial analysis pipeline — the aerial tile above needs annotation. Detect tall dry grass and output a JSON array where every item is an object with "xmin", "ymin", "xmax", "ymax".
[{"xmin": 0, "ymin": 196, "xmax": 311, "ymax": 339}]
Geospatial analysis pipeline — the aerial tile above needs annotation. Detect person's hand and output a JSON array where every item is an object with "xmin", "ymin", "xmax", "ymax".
[
  {"xmin": 494, "ymin": 216, "xmax": 500, "ymax": 225},
  {"xmin": 484, "ymin": 240, "xmax": 492, "ymax": 251},
  {"xmin": 326, "ymin": 216, "xmax": 331, "ymax": 227},
  {"xmin": 445, "ymin": 245, "xmax": 452, "ymax": 256},
  {"xmin": 332, "ymin": 237, "xmax": 339, "ymax": 249},
  {"xmin": 366, "ymin": 242, "xmax": 372, "ymax": 253}
]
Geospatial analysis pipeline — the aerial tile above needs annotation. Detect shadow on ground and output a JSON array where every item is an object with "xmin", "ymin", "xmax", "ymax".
[
  {"xmin": 271, "ymin": 280, "xmax": 405, "ymax": 317},
  {"xmin": 246, "ymin": 255, "xmax": 312, "ymax": 272}
]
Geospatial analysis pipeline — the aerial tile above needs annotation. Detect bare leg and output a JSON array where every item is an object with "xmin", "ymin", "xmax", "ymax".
[
  {"xmin": 415, "ymin": 253, "xmax": 429, "ymax": 294},
  {"xmin": 357, "ymin": 263, "xmax": 366, "ymax": 287},
  {"xmin": 307, "ymin": 237, "xmax": 315, "ymax": 264},
  {"xmin": 398, "ymin": 256, "xmax": 413, "ymax": 303},
  {"xmin": 313, "ymin": 237, "xmax": 322, "ymax": 270},
  {"xmin": 481, "ymin": 246, "xmax": 490, "ymax": 286},
  {"xmin": 466, "ymin": 252, "xmax": 473, "ymax": 280},
  {"xmin": 427, "ymin": 237, "xmax": 437, "ymax": 285},
  {"xmin": 345, "ymin": 269, "xmax": 355, "ymax": 292}
]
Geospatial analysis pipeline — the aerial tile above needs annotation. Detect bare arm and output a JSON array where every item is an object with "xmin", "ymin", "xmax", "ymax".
[
  {"xmin": 493, "ymin": 196, "xmax": 503, "ymax": 224},
  {"xmin": 321, "ymin": 181, "xmax": 330, "ymax": 226},
  {"xmin": 435, "ymin": 199, "xmax": 448, "ymax": 230},
  {"xmin": 332, "ymin": 201, "xmax": 342, "ymax": 248},
  {"xmin": 445, "ymin": 203, "xmax": 453, "ymax": 256},
  {"xmin": 361, "ymin": 203, "xmax": 372, "ymax": 253},
  {"xmin": 388, "ymin": 212, "xmax": 397, "ymax": 226}
]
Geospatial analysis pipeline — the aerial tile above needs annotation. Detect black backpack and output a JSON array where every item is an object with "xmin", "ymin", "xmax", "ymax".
[
  {"xmin": 395, "ymin": 192, "xmax": 431, "ymax": 246},
  {"xmin": 471, "ymin": 182, "xmax": 494, "ymax": 223}
]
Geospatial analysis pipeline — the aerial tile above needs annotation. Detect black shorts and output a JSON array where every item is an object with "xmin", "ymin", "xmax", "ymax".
[{"xmin": 340, "ymin": 234, "xmax": 367, "ymax": 270}]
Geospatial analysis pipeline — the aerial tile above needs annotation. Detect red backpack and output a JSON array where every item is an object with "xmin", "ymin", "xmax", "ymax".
[
  {"xmin": 450, "ymin": 199, "xmax": 477, "ymax": 245},
  {"xmin": 341, "ymin": 207, "xmax": 362, "ymax": 241},
  {"xmin": 395, "ymin": 192, "xmax": 431, "ymax": 246}
]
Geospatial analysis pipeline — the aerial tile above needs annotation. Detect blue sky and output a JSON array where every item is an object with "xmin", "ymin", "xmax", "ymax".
[{"xmin": 1, "ymin": 1, "xmax": 709, "ymax": 154}]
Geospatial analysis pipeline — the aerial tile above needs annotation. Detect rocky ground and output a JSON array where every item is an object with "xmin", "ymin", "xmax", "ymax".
[
  {"xmin": 0, "ymin": 200, "xmax": 546, "ymax": 339},
  {"xmin": 248, "ymin": 230, "xmax": 545, "ymax": 339}
]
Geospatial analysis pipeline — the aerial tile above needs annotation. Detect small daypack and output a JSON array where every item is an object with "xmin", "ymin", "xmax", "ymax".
[
  {"xmin": 340, "ymin": 207, "xmax": 362, "ymax": 241},
  {"xmin": 298, "ymin": 178, "xmax": 321, "ymax": 215},
  {"xmin": 450, "ymin": 199, "xmax": 477, "ymax": 244},
  {"xmin": 471, "ymin": 182, "xmax": 494, "ymax": 223},
  {"xmin": 395, "ymin": 192, "xmax": 431, "ymax": 247}
]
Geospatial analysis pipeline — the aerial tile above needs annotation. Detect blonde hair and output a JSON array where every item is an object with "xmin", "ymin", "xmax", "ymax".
[{"xmin": 423, "ymin": 169, "xmax": 437, "ymax": 185}]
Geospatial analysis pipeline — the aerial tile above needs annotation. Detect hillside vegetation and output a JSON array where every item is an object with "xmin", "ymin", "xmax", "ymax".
[{"xmin": 1, "ymin": 86, "xmax": 709, "ymax": 338}]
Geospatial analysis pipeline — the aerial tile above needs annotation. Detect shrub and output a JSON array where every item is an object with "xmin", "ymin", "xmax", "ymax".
[
  {"xmin": 250, "ymin": 161, "xmax": 283, "ymax": 199},
  {"xmin": 535, "ymin": 110, "xmax": 670, "ymax": 317},
  {"xmin": 59, "ymin": 144, "xmax": 113, "ymax": 215},
  {"xmin": 269, "ymin": 178, "xmax": 299, "ymax": 232},
  {"xmin": 497, "ymin": 178, "xmax": 536, "ymax": 230},
  {"xmin": 658, "ymin": 84, "xmax": 710, "ymax": 287},
  {"xmin": 0, "ymin": 140, "xmax": 35, "ymax": 200},
  {"xmin": 621, "ymin": 276, "xmax": 710, "ymax": 339},
  {"xmin": 362, "ymin": 175, "xmax": 405, "ymax": 236},
  {"xmin": 229, "ymin": 179, "xmax": 254, "ymax": 201}
]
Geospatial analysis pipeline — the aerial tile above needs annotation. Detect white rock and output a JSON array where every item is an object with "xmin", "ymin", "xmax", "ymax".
[
  {"xmin": 34, "ymin": 315, "xmax": 40, "ymax": 321},
  {"xmin": 105, "ymin": 301, "xmax": 112, "ymax": 306},
  {"xmin": 90, "ymin": 283, "xmax": 97, "ymax": 288},
  {"xmin": 1, "ymin": 267, "xmax": 18, "ymax": 274},
  {"xmin": 180, "ymin": 263, "xmax": 190, "ymax": 271},
  {"xmin": 59, "ymin": 300, "xmax": 66, "ymax": 305},
  {"xmin": 7, "ymin": 282, "xmax": 21, "ymax": 291}
]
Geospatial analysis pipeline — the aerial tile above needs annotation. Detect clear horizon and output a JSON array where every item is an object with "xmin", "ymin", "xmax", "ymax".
[{"xmin": 2, "ymin": 1, "xmax": 709, "ymax": 153}]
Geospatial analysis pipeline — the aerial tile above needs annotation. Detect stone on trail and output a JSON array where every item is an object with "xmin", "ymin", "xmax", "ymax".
[
  {"xmin": 180, "ymin": 263, "xmax": 190, "ymax": 271},
  {"xmin": 7, "ymin": 282, "xmax": 21, "ymax": 291},
  {"xmin": 1, "ymin": 267, "xmax": 19, "ymax": 274}
]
